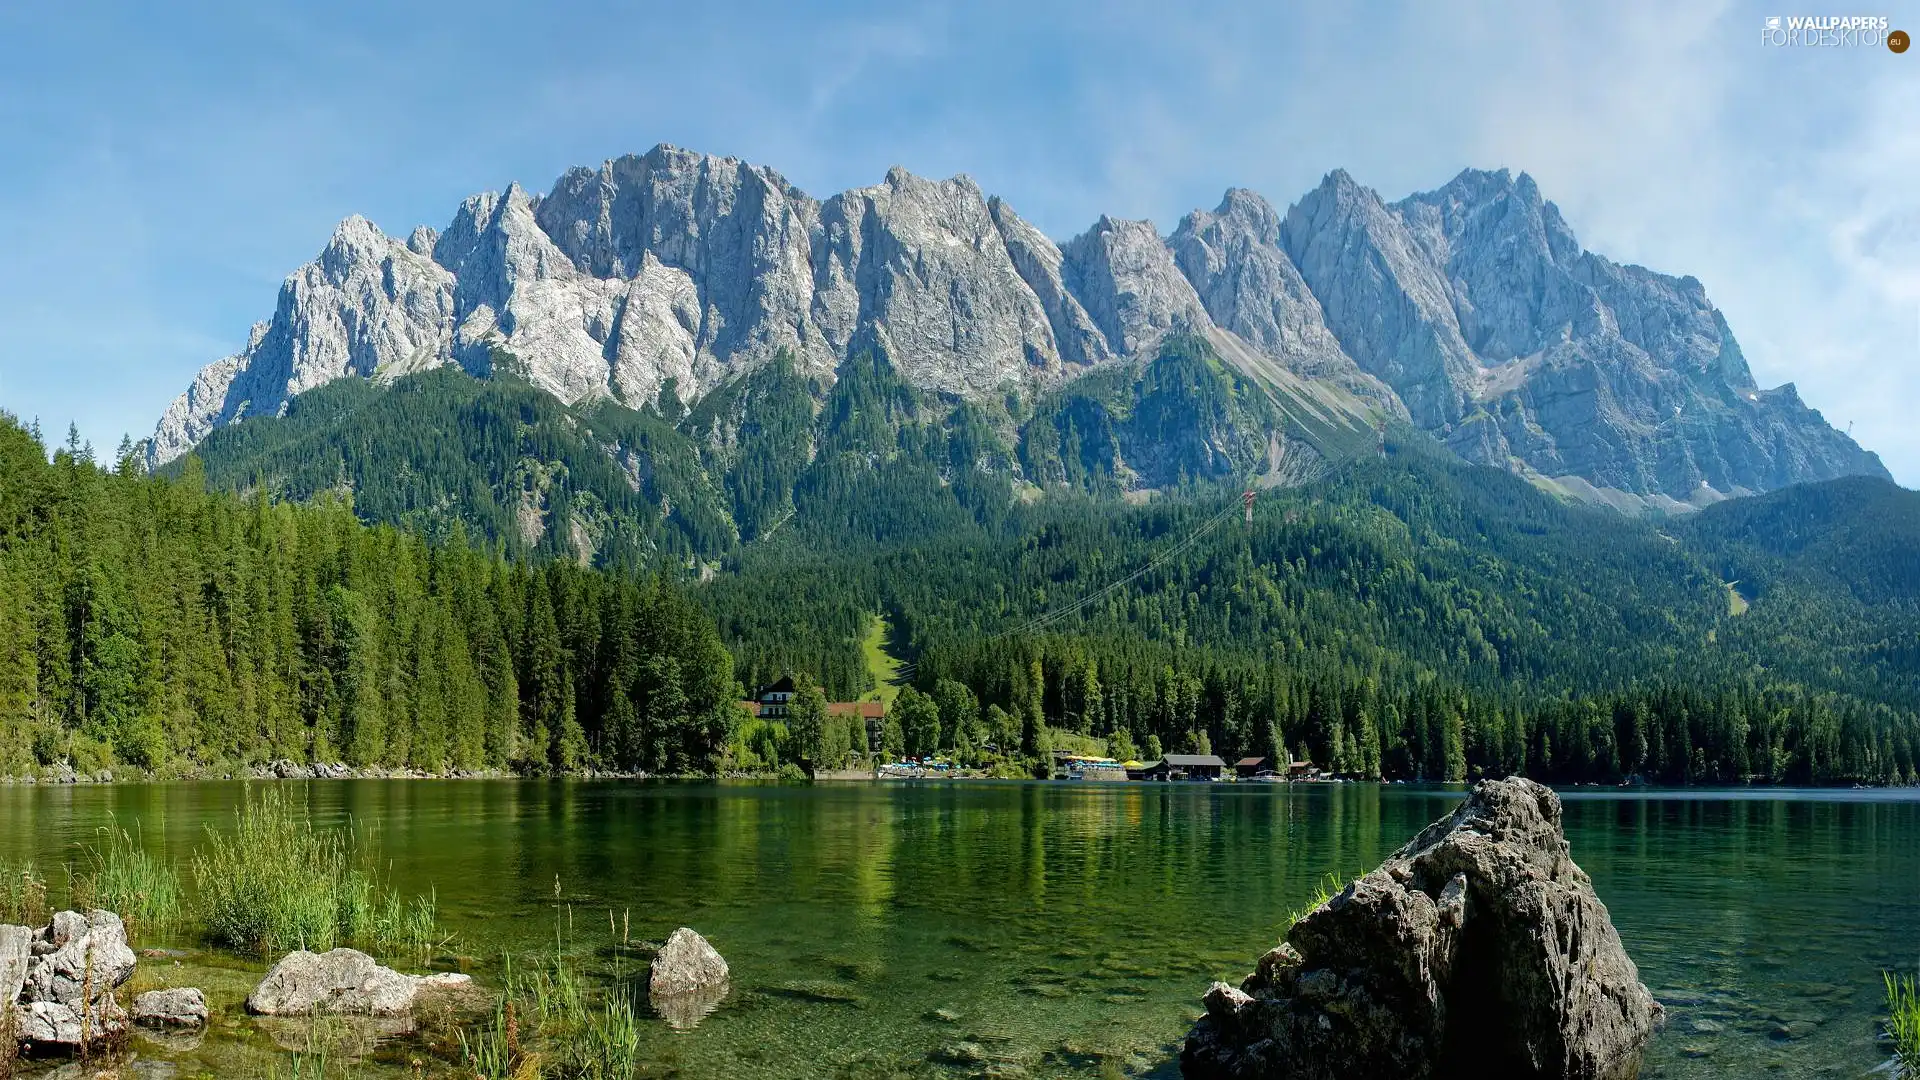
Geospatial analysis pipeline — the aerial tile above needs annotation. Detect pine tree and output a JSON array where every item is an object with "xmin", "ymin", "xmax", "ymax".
[{"xmin": 788, "ymin": 675, "xmax": 828, "ymax": 772}]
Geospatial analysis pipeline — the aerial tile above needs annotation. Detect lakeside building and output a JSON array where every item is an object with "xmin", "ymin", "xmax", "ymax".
[
  {"xmin": 1136, "ymin": 754, "xmax": 1229, "ymax": 781},
  {"xmin": 827, "ymin": 701, "xmax": 888, "ymax": 753},
  {"xmin": 739, "ymin": 681, "xmax": 887, "ymax": 750},
  {"xmin": 750, "ymin": 676, "xmax": 798, "ymax": 718}
]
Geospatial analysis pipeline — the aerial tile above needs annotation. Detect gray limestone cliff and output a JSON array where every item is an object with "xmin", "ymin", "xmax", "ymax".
[
  {"xmin": 1282, "ymin": 168, "xmax": 1886, "ymax": 506},
  {"xmin": 146, "ymin": 149, "xmax": 1886, "ymax": 506}
]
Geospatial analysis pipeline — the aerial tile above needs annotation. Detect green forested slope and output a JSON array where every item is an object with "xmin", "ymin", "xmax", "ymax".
[
  {"xmin": 700, "ymin": 434, "xmax": 1920, "ymax": 784},
  {"xmin": 176, "ymin": 337, "xmax": 1378, "ymax": 568},
  {"xmin": 102, "ymin": 342, "xmax": 1920, "ymax": 786},
  {"xmin": 0, "ymin": 417, "xmax": 737, "ymax": 778},
  {"xmin": 1680, "ymin": 476, "xmax": 1920, "ymax": 707},
  {"xmin": 173, "ymin": 368, "xmax": 734, "ymax": 565}
]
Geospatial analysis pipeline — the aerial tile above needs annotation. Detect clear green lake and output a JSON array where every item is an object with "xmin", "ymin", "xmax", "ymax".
[{"xmin": 2, "ymin": 780, "xmax": 1916, "ymax": 1078}]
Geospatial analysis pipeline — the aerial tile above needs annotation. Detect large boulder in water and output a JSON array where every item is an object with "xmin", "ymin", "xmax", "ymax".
[
  {"xmin": 649, "ymin": 927, "xmax": 728, "ymax": 998},
  {"xmin": 648, "ymin": 928, "xmax": 729, "ymax": 1030},
  {"xmin": 6, "ymin": 910, "xmax": 138, "ymax": 1050},
  {"xmin": 1183, "ymin": 778, "xmax": 1661, "ymax": 1080},
  {"xmin": 247, "ymin": 948, "xmax": 470, "ymax": 1017}
]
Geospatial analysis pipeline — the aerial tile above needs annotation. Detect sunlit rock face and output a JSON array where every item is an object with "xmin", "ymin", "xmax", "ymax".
[
  {"xmin": 1281, "ymin": 167, "xmax": 1886, "ymax": 501},
  {"xmin": 146, "ymin": 150, "xmax": 1885, "ymax": 505}
]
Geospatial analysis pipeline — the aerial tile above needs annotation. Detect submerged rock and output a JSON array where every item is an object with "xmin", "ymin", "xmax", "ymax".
[
  {"xmin": 1183, "ymin": 777, "xmax": 1660, "ymax": 1080},
  {"xmin": 649, "ymin": 927, "xmax": 728, "ymax": 998},
  {"xmin": 6, "ymin": 910, "xmax": 138, "ymax": 1050},
  {"xmin": 246, "ymin": 948, "xmax": 470, "ymax": 1017},
  {"xmin": 133, "ymin": 987, "xmax": 208, "ymax": 1028}
]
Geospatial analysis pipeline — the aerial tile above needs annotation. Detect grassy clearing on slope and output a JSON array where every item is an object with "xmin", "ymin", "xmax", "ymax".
[
  {"xmin": 860, "ymin": 614, "xmax": 907, "ymax": 706},
  {"xmin": 1726, "ymin": 580, "xmax": 1750, "ymax": 616}
]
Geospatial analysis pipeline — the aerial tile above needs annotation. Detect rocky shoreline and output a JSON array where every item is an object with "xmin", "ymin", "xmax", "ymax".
[
  {"xmin": 0, "ymin": 760, "xmax": 654, "ymax": 785},
  {"xmin": 5, "ymin": 904, "xmax": 732, "ymax": 1066}
]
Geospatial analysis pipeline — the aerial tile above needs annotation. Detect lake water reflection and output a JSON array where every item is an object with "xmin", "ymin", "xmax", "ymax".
[{"xmin": 1, "ymin": 780, "xmax": 1915, "ymax": 1078}]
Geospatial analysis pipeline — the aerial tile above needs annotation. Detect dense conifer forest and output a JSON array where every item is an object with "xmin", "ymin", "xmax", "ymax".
[
  {"xmin": 11, "ymin": 342, "xmax": 1918, "ymax": 785},
  {"xmin": 0, "ymin": 416, "xmax": 737, "ymax": 778},
  {"xmin": 703, "ymin": 438, "xmax": 1920, "ymax": 785}
]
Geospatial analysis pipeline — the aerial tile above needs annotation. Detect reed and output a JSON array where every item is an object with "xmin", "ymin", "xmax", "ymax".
[
  {"xmin": 0, "ymin": 1000, "xmax": 17, "ymax": 1080},
  {"xmin": 78, "ymin": 820, "xmax": 183, "ymax": 940},
  {"xmin": 191, "ymin": 786, "xmax": 444, "ymax": 956},
  {"xmin": 1889, "ymin": 972, "xmax": 1920, "ymax": 1078},
  {"xmin": 0, "ymin": 858, "xmax": 47, "ymax": 925},
  {"xmin": 462, "ymin": 950, "xmax": 648, "ymax": 1080}
]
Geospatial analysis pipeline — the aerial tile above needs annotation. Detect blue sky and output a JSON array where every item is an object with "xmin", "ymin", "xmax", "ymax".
[{"xmin": 2, "ymin": 1, "xmax": 1917, "ymax": 482}]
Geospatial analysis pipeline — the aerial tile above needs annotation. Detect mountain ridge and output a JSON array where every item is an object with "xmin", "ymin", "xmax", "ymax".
[{"xmin": 143, "ymin": 146, "xmax": 1887, "ymax": 508}]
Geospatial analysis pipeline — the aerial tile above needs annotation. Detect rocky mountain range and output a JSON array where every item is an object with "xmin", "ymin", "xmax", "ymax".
[{"xmin": 145, "ymin": 145, "xmax": 1887, "ymax": 510}]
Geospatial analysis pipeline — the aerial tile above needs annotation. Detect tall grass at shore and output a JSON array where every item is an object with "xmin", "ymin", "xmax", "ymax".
[
  {"xmin": 462, "ymin": 946, "xmax": 646, "ymax": 1080},
  {"xmin": 77, "ymin": 821, "xmax": 183, "ymax": 939},
  {"xmin": 1890, "ymin": 972, "xmax": 1920, "ymax": 1078},
  {"xmin": 0, "ymin": 858, "xmax": 48, "ymax": 925},
  {"xmin": 192, "ymin": 787, "xmax": 443, "ymax": 956}
]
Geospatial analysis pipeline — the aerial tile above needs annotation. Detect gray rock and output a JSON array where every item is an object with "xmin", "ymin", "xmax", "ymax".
[
  {"xmin": 1169, "ymin": 189, "xmax": 1383, "ymax": 405},
  {"xmin": 0, "ymin": 923, "xmax": 29, "ymax": 1008},
  {"xmin": 1060, "ymin": 215, "xmax": 1209, "ymax": 357},
  {"xmin": 16, "ymin": 997, "xmax": 128, "ymax": 1046},
  {"xmin": 133, "ymin": 987, "xmax": 208, "ymax": 1028},
  {"xmin": 9, "ymin": 910, "xmax": 137, "ymax": 1049},
  {"xmin": 1182, "ymin": 777, "xmax": 1660, "ymax": 1080},
  {"xmin": 649, "ymin": 927, "xmax": 728, "ymax": 999},
  {"xmin": 246, "ymin": 948, "xmax": 471, "ymax": 1017},
  {"xmin": 646, "ymin": 927, "xmax": 728, "ymax": 1030},
  {"xmin": 21, "ymin": 910, "xmax": 136, "ymax": 1009}
]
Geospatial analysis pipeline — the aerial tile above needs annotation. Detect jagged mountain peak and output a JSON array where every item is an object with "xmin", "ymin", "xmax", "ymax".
[
  {"xmin": 1197, "ymin": 188, "xmax": 1283, "ymax": 241},
  {"xmin": 143, "ymin": 148, "xmax": 1887, "ymax": 511},
  {"xmin": 1060, "ymin": 215, "xmax": 1210, "ymax": 356}
]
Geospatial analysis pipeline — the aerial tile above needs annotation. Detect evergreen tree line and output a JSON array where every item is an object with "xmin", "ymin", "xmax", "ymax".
[
  {"xmin": 0, "ymin": 416, "xmax": 737, "ymax": 777},
  {"xmin": 898, "ymin": 634, "xmax": 1920, "ymax": 785}
]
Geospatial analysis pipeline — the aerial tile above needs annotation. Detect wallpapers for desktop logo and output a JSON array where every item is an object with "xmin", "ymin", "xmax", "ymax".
[{"xmin": 1761, "ymin": 14, "xmax": 1907, "ymax": 49}]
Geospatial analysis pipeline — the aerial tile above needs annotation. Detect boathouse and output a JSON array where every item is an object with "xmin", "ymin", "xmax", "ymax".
[{"xmin": 1139, "ymin": 754, "xmax": 1228, "ymax": 781}]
